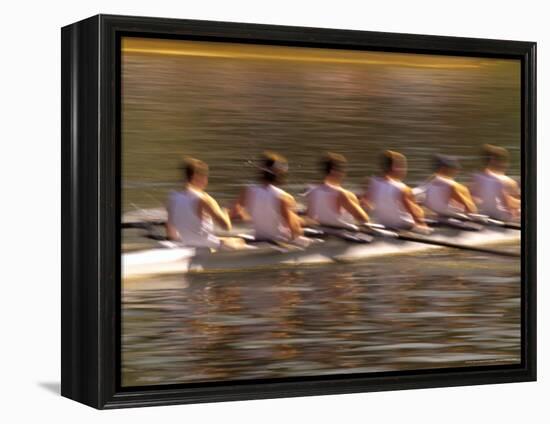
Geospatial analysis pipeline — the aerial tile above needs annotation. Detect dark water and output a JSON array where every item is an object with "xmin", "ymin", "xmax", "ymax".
[{"xmin": 121, "ymin": 39, "xmax": 521, "ymax": 387}]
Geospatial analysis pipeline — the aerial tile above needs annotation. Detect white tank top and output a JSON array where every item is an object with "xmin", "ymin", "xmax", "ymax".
[
  {"xmin": 471, "ymin": 171, "xmax": 513, "ymax": 220},
  {"xmin": 245, "ymin": 184, "xmax": 291, "ymax": 241},
  {"xmin": 306, "ymin": 184, "xmax": 355, "ymax": 228},
  {"xmin": 424, "ymin": 175, "xmax": 460, "ymax": 216},
  {"xmin": 167, "ymin": 190, "xmax": 221, "ymax": 248},
  {"xmin": 368, "ymin": 176, "xmax": 414, "ymax": 229}
]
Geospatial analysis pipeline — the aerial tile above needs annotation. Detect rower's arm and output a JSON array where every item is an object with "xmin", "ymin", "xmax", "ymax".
[
  {"xmin": 304, "ymin": 190, "xmax": 313, "ymax": 218},
  {"xmin": 165, "ymin": 222, "xmax": 180, "ymax": 241},
  {"xmin": 359, "ymin": 180, "xmax": 374, "ymax": 210},
  {"xmin": 402, "ymin": 186, "xmax": 425, "ymax": 225},
  {"xmin": 451, "ymin": 183, "xmax": 477, "ymax": 214},
  {"xmin": 231, "ymin": 188, "xmax": 251, "ymax": 221},
  {"xmin": 302, "ymin": 193, "xmax": 319, "ymax": 226},
  {"xmin": 469, "ymin": 176, "xmax": 480, "ymax": 203},
  {"xmin": 504, "ymin": 178, "xmax": 520, "ymax": 200},
  {"xmin": 340, "ymin": 190, "xmax": 369, "ymax": 223},
  {"xmin": 165, "ymin": 195, "xmax": 181, "ymax": 241},
  {"xmin": 503, "ymin": 179, "xmax": 521, "ymax": 212},
  {"xmin": 280, "ymin": 193, "xmax": 303, "ymax": 239},
  {"xmin": 201, "ymin": 193, "xmax": 232, "ymax": 231}
]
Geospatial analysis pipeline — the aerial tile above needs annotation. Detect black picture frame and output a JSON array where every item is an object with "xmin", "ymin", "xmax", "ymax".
[{"xmin": 61, "ymin": 14, "xmax": 537, "ymax": 409}]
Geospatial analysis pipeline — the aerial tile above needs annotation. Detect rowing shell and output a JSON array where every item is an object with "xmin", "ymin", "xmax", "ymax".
[{"xmin": 122, "ymin": 226, "xmax": 520, "ymax": 281}]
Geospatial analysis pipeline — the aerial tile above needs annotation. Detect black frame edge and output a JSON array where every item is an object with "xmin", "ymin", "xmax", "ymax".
[
  {"xmin": 61, "ymin": 14, "xmax": 537, "ymax": 410},
  {"xmin": 61, "ymin": 14, "xmax": 102, "ymax": 409},
  {"xmin": 523, "ymin": 41, "xmax": 537, "ymax": 382},
  {"xmin": 103, "ymin": 368, "xmax": 534, "ymax": 409}
]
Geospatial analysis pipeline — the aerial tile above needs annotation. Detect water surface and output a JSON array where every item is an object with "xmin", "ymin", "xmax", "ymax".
[{"xmin": 122, "ymin": 248, "xmax": 520, "ymax": 387}]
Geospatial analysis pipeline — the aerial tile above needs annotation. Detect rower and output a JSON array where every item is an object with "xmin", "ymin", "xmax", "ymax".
[
  {"xmin": 166, "ymin": 157, "xmax": 244, "ymax": 249},
  {"xmin": 305, "ymin": 152, "xmax": 369, "ymax": 229},
  {"xmin": 361, "ymin": 150, "xmax": 428, "ymax": 231},
  {"xmin": 422, "ymin": 154, "xmax": 477, "ymax": 217},
  {"xmin": 470, "ymin": 144, "xmax": 520, "ymax": 221},
  {"xmin": 232, "ymin": 151, "xmax": 304, "ymax": 242}
]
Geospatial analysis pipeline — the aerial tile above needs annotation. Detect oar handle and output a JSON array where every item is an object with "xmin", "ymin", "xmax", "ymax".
[{"xmin": 362, "ymin": 222, "xmax": 387, "ymax": 230}]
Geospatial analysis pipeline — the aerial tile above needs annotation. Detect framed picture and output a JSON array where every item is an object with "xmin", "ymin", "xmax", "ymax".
[{"xmin": 61, "ymin": 14, "xmax": 536, "ymax": 409}]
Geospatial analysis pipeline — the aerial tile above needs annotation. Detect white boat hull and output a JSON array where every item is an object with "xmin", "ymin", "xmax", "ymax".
[{"xmin": 122, "ymin": 226, "xmax": 520, "ymax": 281}]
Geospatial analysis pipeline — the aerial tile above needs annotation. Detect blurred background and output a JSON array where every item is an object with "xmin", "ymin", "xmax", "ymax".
[
  {"xmin": 122, "ymin": 37, "xmax": 520, "ymax": 212},
  {"xmin": 121, "ymin": 37, "xmax": 521, "ymax": 387}
]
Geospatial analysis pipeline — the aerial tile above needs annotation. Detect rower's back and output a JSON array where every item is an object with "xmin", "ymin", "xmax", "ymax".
[
  {"xmin": 424, "ymin": 175, "xmax": 456, "ymax": 216},
  {"xmin": 471, "ymin": 171, "xmax": 512, "ymax": 220},
  {"xmin": 246, "ymin": 184, "xmax": 291, "ymax": 241},
  {"xmin": 422, "ymin": 155, "xmax": 467, "ymax": 216},
  {"xmin": 306, "ymin": 184, "xmax": 354, "ymax": 228},
  {"xmin": 167, "ymin": 189, "xmax": 220, "ymax": 248},
  {"xmin": 471, "ymin": 144, "xmax": 518, "ymax": 221},
  {"xmin": 368, "ymin": 176, "xmax": 413, "ymax": 229}
]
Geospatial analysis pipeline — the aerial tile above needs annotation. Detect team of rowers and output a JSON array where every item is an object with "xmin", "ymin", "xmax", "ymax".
[{"xmin": 165, "ymin": 144, "xmax": 520, "ymax": 249}]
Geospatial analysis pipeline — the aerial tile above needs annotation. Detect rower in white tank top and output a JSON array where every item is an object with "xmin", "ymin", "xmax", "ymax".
[
  {"xmin": 424, "ymin": 175, "xmax": 461, "ymax": 216},
  {"xmin": 469, "ymin": 144, "xmax": 520, "ymax": 221},
  {"xmin": 420, "ymin": 154, "xmax": 477, "ymax": 217},
  {"xmin": 367, "ymin": 176, "xmax": 414, "ymax": 229},
  {"xmin": 305, "ymin": 153, "xmax": 369, "ymax": 229},
  {"xmin": 245, "ymin": 184, "xmax": 292, "ymax": 241},
  {"xmin": 166, "ymin": 157, "xmax": 246, "ymax": 250},
  {"xmin": 167, "ymin": 189, "xmax": 221, "ymax": 248},
  {"xmin": 306, "ymin": 183, "xmax": 356, "ymax": 229},
  {"xmin": 471, "ymin": 171, "xmax": 515, "ymax": 220},
  {"xmin": 232, "ymin": 151, "xmax": 304, "ymax": 241},
  {"xmin": 361, "ymin": 150, "xmax": 427, "ymax": 231}
]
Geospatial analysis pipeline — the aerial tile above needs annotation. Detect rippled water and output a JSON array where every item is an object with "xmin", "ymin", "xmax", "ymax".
[
  {"xmin": 121, "ymin": 39, "xmax": 521, "ymax": 387},
  {"xmin": 122, "ymin": 248, "xmax": 520, "ymax": 387}
]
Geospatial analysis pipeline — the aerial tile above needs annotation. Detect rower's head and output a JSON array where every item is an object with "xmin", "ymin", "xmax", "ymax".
[
  {"xmin": 434, "ymin": 154, "xmax": 461, "ymax": 178},
  {"xmin": 182, "ymin": 157, "xmax": 209, "ymax": 189},
  {"xmin": 260, "ymin": 151, "xmax": 288, "ymax": 185},
  {"xmin": 382, "ymin": 150, "xmax": 407, "ymax": 179},
  {"xmin": 483, "ymin": 144, "xmax": 510, "ymax": 172},
  {"xmin": 321, "ymin": 152, "xmax": 347, "ymax": 183}
]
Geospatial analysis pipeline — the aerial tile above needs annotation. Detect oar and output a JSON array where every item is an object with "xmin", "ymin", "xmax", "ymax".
[
  {"xmin": 142, "ymin": 227, "xmax": 326, "ymax": 245},
  {"xmin": 438, "ymin": 212, "xmax": 521, "ymax": 231},
  {"xmin": 396, "ymin": 231, "xmax": 519, "ymax": 257},
  {"xmin": 359, "ymin": 224, "xmax": 520, "ymax": 258},
  {"xmin": 122, "ymin": 221, "xmax": 164, "ymax": 229},
  {"xmin": 486, "ymin": 218, "xmax": 521, "ymax": 230}
]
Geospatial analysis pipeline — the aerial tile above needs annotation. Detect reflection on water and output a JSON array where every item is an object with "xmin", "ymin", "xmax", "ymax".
[
  {"xmin": 122, "ymin": 248, "xmax": 520, "ymax": 387},
  {"xmin": 121, "ymin": 39, "xmax": 521, "ymax": 387}
]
